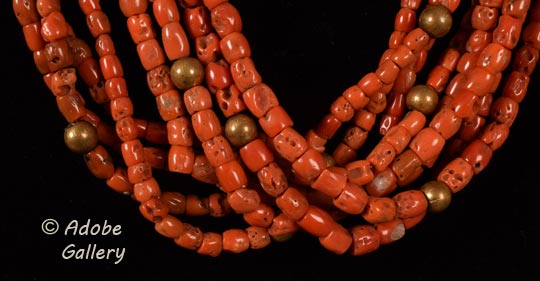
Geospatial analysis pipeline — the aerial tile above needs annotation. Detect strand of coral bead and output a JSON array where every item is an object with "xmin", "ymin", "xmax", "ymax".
[
  {"xmin": 330, "ymin": 3, "xmax": 470, "ymax": 171},
  {"xmin": 197, "ymin": 0, "xmax": 434, "ymax": 253},
  {"xmin": 309, "ymin": 1, "xmax": 459, "ymax": 166},
  {"xmin": 119, "ymin": 0, "xmax": 234, "ymax": 221},
  {"xmin": 170, "ymin": 0, "xmax": 354, "ymax": 245},
  {"xmin": 12, "ymin": 0, "xmax": 136, "ymax": 196},
  {"xmin": 84, "ymin": 0, "xmax": 270, "ymax": 255},
  {"xmin": 436, "ymin": 0, "xmax": 539, "ymax": 193},
  {"xmin": 123, "ymin": 0, "xmax": 274, "ymax": 242},
  {"xmin": 360, "ymin": 0, "xmax": 505, "ymax": 195},
  {"xmin": 79, "ymin": 0, "xmax": 221, "ymax": 254},
  {"xmin": 201, "ymin": 0, "xmax": 447, "ymax": 210}
]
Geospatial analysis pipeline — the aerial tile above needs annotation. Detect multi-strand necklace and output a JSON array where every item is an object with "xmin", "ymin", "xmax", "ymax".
[{"xmin": 13, "ymin": 0, "xmax": 540, "ymax": 256}]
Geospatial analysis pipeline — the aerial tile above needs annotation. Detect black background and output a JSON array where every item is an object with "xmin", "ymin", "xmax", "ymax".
[{"xmin": 3, "ymin": 1, "xmax": 540, "ymax": 280}]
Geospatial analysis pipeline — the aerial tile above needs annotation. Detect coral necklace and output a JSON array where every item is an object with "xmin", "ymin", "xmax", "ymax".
[{"xmin": 13, "ymin": 0, "xmax": 540, "ymax": 256}]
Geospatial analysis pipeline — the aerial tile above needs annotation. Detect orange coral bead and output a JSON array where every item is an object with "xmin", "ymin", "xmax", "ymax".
[
  {"xmin": 215, "ymin": 160, "xmax": 247, "ymax": 192},
  {"xmin": 240, "ymin": 139, "xmax": 274, "ymax": 172},
  {"xmin": 104, "ymin": 77, "xmax": 128, "ymax": 100},
  {"xmin": 272, "ymin": 127, "xmax": 308, "ymax": 162},
  {"xmin": 226, "ymin": 187, "xmax": 260, "ymax": 214},
  {"xmin": 398, "ymin": 110, "xmax": 426, "ymax": 135},
  {"xmin": 481, "ymin": 122, "xmax": 510, "ymax": 150},
  {"xmin": 333, "ymin": 183, "xmax": 369, "ymax": 215},
  {"xmin": 257, "ymin": 163, "xmax": 288, "ymax": 197},
  {"xmin": 230, "ymin": 57, "xmax": 262, "ymax": 92},
  {"xmin": 276, "ymin": 187, "xmax": 309, "ymax": 220},
  {"xmin": 343, "ymin": 126, "xmax": 369, "ymax": 150},
  {"xmin": 461, "ymin": 139, "xmax": 493, "ymax": 175},
  {"xmin": 292, "ymin": 148, "xmax": 327, "ymax": 184},
  {"xmin": 192, "ymin": 109, "xmax": 222, "ymax": 142},
  {"xmin": 161, "ymin": 191, "xmax": 187, "ymax": 215},
  {"xmin": 311, "ymin": 167, "xmax": 348, "ymax": 198},
  {"xmin": 409, "ymin": 127, "xmax": 445, "ymax": 167},
  {"xmin": 205, "ymin": 59, "xmax": 232, "ymax": 92},
  {"xmin": 362, "ymin": 197, "xmax": 397, "ymax": 224},
  {"xmin": 246, "ymin": 226, "xmax": 271, "ymax": 250},
  {"xmin": 382, "ymin": 125, "xmax": 412, "ymax": 153},
  {"xmin": 202, "ymin": 135, "xmax": 234, "ymax": 167},
  {"xmin": 56, "ymin": 92, "xmax": 86, "ymax": 123},
  {"xmin": 139, "ymin": 197, "xmax": 169, "ymax": 222},
  {"xmin": 243, "ymin": 203, "xmax": 274, "ymax": 227},
  {"xmin": 162, "ymin": 21, "xmax": 191, "ymax": 60},
  {"xmin": 502, "ymin": 70, "xmax": 529, "ymax": 103},
  {"xmin": 349, "ymin": 225, "xmax": 380, "ymax": 256},
  {"xmin": 220, "ymin": 31, "xmax": 251, "ymax": 64},
  {"xmin": 493, "ymin": 14, "xmax": 523, "ymax": 49},
  {"xmin": 147, "ymin": 64, "xmax": 175, "ymax": 96},
  {"xmin": 375, "ymin": 219, "xmax": 405, "ymax": 245},
  {"xmin": 319, "ymin": 224, "xmax": 353, "ymax": 255},
  {"xmin": 429, "ymin": 108, "xmax": 462, "ymax": 140},
  {"xmin": 183, "ymin": 6, "xmax": 211, "ymax": 38},
  {"xmin": 216, "ymin": 85, "xmax": 247, "ymax": 117},
  {"xmin": 345, "ymin": 159, "xmax": 374, "ymax": 186},
  {"xmin": 197, "ymin": 232, "xmax": 223, "ymax": 257},
  {"xmin": 127, "ymin": 162, "xmax": 152, "ymax": 184},
  {"xmin": 342, "ymin": 85, "xmax": 370, "ymax": 109},
  {"xmin": 491, "ymin": 96, "xmax": 519, "ymax": 126},
  {"xmin": 156, "ymin": 90, "xmax": 187, "ymax": 121},
  {"xmin": 191, "ymin": 154, "xmax": 218, "ymax": 185},
  {"xmin": 258, "ymin": 105, "xmax": 293, "ymax": 138},
  {"xmin": 222, "ymin": 229, "xmax": 249, "ymax": 253},
  {"xmin": 367, "ymin": 141, "xmax": 397, "ymax": 172},
  {"xmin": 133, "ymin": 177, "xmax": 161, "ymax": 202},
  {"xmin": 174, "ymin": 223, "xmax": 203, "ymax": 250},
  {"xmin": 242, "ymin": 83, "xmax": 280, "ymax": 118},
  {"xmin": 210, "ymin": 2, "xmax": 242, "ymax": 38},
  {"xmin": 137, "ymin": 39, "xmax": 166, "ymax": 71},
  {"xmin": 121, "ymin": 139, "xmax": 145, "ymax": 166},
  {"xmin": 84, "ymin": 145, "xmax": 115, "ymax": 180},
  {"xmin": 391, "ymin": 148, "xmax": 423, "ymax": 187},
  {"xmin": 471, "ymin": 5, "xmax": 499, "ymax": 31},
  {"xmin": 119, "ymin": 0, "xmax": 148, "ymax": 17},
  {"xmin": 106, "ymin": 167, "xmax": 133, "ymax": 194},
  {"xmin": 365, "ymin": 168, "xmax": 398, "ymax": 197},
  {"xmin": 297, "ymin": 205, "xmax": 335, "ymax": 237},
  {"xmin": 330, "ymin": 96, "xmax": 355, "ymax": 122},
  {"xmin": 155, "ymin": 215, "xmax": 184, "ymax": 239},
  {"xmin": 152, "ymin": 0, "xmax": 180, "ymax": 27},
  {"xmin": 393, "ymin": 190, "xmax": 428, "ymax": 219},
  {"xmin": 437, "ymin": 157, "xmax": 474, "ymax": 193},
  {"xmin": 268, "ymin": 213, "xmax": 300, "ymax": 239},
  {"xmin": 195, "ymin": 32, "xmax": 220, "ymax": 64},
  {"xmin": 185, "ymin": 194, "xmax": 210, "ymax": 216}
]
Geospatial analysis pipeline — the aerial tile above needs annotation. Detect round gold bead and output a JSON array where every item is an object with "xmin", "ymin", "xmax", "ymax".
[
  {"xmin": 419, "ymin": 180, "xmax": 452, "ymax": 213},
  {"xmin": 224, "ymin": 113, "xmax": 259, "ymax": 148},
  {"xmin": 64, "ymin": 120, "xmax": 99, "ymax": 154},
  {"xmin": 418, "ymin": 5, "xmax": 453, "ymax": 38},
  {"xmin": 406, "ymin": 84, "xmax": 439, "ymax": 115},
  {"xmin": 170, "ymin": 57, "xmax": 204, "ymax": 90}
]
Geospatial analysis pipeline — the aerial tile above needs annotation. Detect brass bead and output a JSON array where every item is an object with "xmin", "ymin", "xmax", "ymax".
[
  {"xmin": 418, "ymin": 5, "xmax": 453, "ymax": 38},
  {"xmin": 64, "ymin": 120, "xmax": 99, "ymax": 154},
  {"xmin": 420, "ymin": 180, "xmax": 452, "ymax": 213},
  {"xmin": 224, "ymin": 113, "xmax": 258, "ymax": 147},
  {"xmin": 170, "ymin": 57, "xmax": 204, "ymax": 90},
  {"xmin": 406, "ymin": 84, "xmax": 439, "ymax": 115}
]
